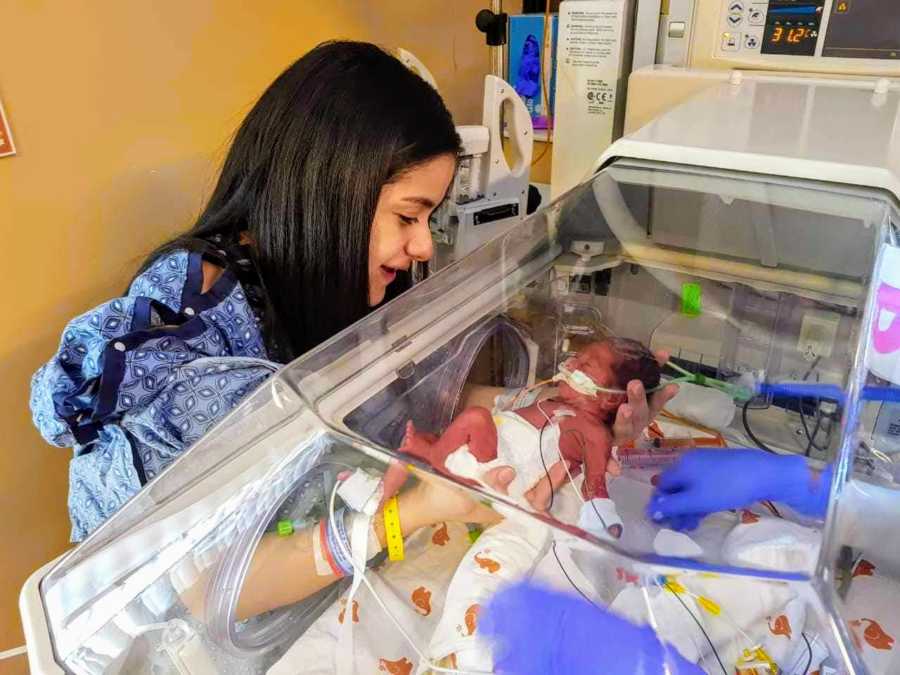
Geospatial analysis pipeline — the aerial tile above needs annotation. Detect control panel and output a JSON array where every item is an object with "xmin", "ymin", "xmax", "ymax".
[
  {"xmin": 719, "ymin": 1, "xmax": 770, "ymax": 55},
  {"xmin": 715, "ymin": 0, "xmax": 900, "ymax": 61}
]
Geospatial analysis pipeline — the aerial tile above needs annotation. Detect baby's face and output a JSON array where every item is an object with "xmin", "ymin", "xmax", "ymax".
[
  {"xmin": 572, "ymin": 343, "xmax": 618, "ymax": 390},
  {"xmin": 558, "ymin": 342, "xmax": 624, "ymax": 412}
]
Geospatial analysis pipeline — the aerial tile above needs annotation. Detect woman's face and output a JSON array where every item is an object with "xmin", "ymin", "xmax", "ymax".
[{"xmin": 368, "ymin": 153, "xmax": 456, "ymax": 306}]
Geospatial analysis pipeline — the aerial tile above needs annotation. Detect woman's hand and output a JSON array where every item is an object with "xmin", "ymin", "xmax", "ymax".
[
  {"xmin": 611, "ymin": 349, "xmax": 679, "ymax": 445},
  {"xmin": 409, "ymin": 472, "xmax": 504, "ymax": 526},
  {"xmin": 380, "ymin": 460, "xmax": 505, "ymax": 529}
]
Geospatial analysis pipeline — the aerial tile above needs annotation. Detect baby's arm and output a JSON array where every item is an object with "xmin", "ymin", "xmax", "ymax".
[{"xmin": 560, "ymin": 418, "xmax": 614, "ymax": 501}]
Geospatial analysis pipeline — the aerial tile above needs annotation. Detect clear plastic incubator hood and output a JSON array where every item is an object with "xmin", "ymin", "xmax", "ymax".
[{"xmin": 20, "ymin": 76, "xmax": 900, "ymax": 675}]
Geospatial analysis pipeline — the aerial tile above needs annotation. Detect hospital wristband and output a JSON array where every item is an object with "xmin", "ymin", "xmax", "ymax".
[
  {"xmin": 326, "ymin": 508, "xmax": 355, "ymax": 576},
  {"xmin": 383, "ymin": 496, "xmax": 405, "ymax": 561},
  {"xmin": 347, "ymin": 512, "xmax": 382, "ymax": 561},
  {"xmin": 312, "ymin": 517, "xmax": 341, "ymax": 576}
]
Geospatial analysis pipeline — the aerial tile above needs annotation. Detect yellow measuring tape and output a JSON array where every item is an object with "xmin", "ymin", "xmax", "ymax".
[{"xmin": 383, "ymin": 495, "xmax": 405, "ymax": 561}]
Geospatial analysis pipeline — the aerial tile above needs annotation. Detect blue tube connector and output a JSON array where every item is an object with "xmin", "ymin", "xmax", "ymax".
[{"xmin": 754, "ymin": 382, "xmax": 900, "ymax": 405}]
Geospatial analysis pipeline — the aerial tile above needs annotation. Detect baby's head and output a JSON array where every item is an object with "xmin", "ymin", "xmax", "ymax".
[{"xmin": 557, "ymin": 337, "xmax": 661, "ymax": 415}]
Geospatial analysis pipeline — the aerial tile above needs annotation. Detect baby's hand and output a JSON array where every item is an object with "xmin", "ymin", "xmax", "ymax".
[{"xmin": 612, "ymin": 349, "xmax": 678, "ymax": 445}]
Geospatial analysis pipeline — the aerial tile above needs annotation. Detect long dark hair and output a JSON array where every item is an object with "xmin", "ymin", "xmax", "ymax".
[{"xmin": 139, "ymin": 41, "xmax": 460, "ymax": 360}]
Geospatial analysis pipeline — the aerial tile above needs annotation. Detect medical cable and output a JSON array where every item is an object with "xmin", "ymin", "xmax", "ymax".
[
  {"xmin": 643, "ymin": 580, "xmax": 715, "ymax": 675},
  {"xmin": 798, "ymin": 402, "xmax": 826, "ymax": 456},
  {"xmin": 550, "ymin": 541, "xmax": 599, "ymax": 609},
  {"xmin": 661, "ymin": 581, "xmax": 727, "ymax": 675},
  {"xmin": 799, "ymin": 359, "xmax": 828, "ymax": 456},
  {"xmin": 801, "ymin": 632, "xmax": 813, "ymax": 675},
  {"xmin": 554, "ymin": 536, "xmax": 737, "ymax": 673},
  {"xmin": 801, "ymin": 356, "xmax": 822, "ymax": 383},
  {"xmin": 551, "ymin": 545, "xmax": 710, "ymax": 674},
  {"xmin": 536, "ymin": 400, "xmax": 615, "ymax": 536},
  {"xmin": 536, "ymin": 401, "xmax": 585, "ymax": 501},
  {"xmin": 663, "ymin": 574, "xmax": 778, "ymax": 675},
  {"xmin": 665, "ymin": 361, "xmax": 752, "ymax": 402},
  {"xmin": 510, "ymin": 378, "xmax": 553, "ymax": 409},
  {"xmin": 860, "ymin": 440, "xmax": 892, "ymax": 466},
  {"xmin": 657, "ymin": 410, "xmax": 727, "ymax": 446},
  {"xmin": 741, "ymin": 398, "xmax": 776, "ymax": 454},
  {"xmin": 563, "ymin": 426, "xmax": 617, "ymax": 531},
  {"xmin": 762, "ymin": 500, "xmax": 783, "ymax": 519},
  {"xmin": 327, "ymin": 481, "xmax": 491, "ymax": 675}
]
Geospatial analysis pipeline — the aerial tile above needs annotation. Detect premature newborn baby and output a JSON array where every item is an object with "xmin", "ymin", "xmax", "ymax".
[{"xmin": 400, "ymin": 337, "xmax": 661, "ymax": 539}]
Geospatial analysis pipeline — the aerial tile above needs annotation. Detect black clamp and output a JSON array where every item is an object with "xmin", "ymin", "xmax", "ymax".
[{"xmin": 475, "ymin": 9, "xmax": 508, "ymax": 47}]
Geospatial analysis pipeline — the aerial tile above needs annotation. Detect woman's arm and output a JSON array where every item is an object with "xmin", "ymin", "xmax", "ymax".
[
  {"xmin": 235, "ymin": 485, "xmax": 427, "ymax": 620},
  {"xmin": 234, "ymin": 471, "xmax": 501, "ymax": 619}
]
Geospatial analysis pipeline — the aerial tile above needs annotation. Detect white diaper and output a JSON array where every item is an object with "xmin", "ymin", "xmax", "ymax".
[{"xmin": 444, "ymin": 410, "xmax": 562, "ymax": 501}]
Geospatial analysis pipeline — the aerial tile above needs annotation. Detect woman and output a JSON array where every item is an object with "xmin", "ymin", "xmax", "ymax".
[
  {"xmin": 30, "ymin": 41, "xmax": 671, "ymax": 550},
  {"xmin": 30, "ymin": 41, "xmax": 460, "ymax": 542}
]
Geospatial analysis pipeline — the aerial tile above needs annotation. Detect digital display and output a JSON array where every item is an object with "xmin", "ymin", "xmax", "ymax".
[
  {"xmin": 770, "ymin": 25, "xmax": 815, "ymax": 46},
  {"xmin": 761, "ymin": 1, "xmax": 825, "ymax": 56},
  {"xmin": 823, "ymin": 0, "xmax": 900, "ymax": 60}
]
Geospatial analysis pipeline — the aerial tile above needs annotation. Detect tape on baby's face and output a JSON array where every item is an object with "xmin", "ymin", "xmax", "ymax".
[
  {"xmin": 553, "ymin": 363, "xmax": 626, "ymax": 397},
  {"xmin": 553, "ymin": 362, "xmax": 664, "ymax": 398}
]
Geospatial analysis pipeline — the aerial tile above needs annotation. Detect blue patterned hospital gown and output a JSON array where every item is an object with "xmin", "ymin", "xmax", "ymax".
[{"xmin": 30, "ymin": 246, "xmax": 281, "ymax": 541}]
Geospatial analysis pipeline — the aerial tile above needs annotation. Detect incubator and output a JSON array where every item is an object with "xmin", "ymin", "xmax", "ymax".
[{"xmin": 20, "ymin": 74, "xmax": 900, "ymax": 674}]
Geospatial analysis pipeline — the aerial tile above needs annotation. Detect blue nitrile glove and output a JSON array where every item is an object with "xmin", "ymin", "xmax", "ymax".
[
  {"xmin": 647, "ymin": 448, "xmax": 833, "ymax": 530},
  {"xmin": 480, "ymin": 582, "xmax": 703, "ymax": 675}
]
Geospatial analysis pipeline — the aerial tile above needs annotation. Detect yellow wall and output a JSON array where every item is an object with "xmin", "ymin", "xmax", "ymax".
[{"xmin": 0, "ymin": 0, "xmax": 489, "ymax": 652}]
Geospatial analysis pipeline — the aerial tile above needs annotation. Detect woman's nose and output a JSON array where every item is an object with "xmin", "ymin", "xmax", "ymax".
[{"xmin": 406, "ymin": 221, "xmax": 434, "ymax": 262}]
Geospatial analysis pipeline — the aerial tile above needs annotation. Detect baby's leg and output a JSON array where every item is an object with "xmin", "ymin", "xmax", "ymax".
[{"xmin": 400, "ymin": 407, "xmax": 499, "ymax": 470}]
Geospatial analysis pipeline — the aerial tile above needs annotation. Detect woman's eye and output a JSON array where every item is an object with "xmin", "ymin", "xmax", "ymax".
[{"xmin": 398, "ymin": 214, "xmax": 418, "ymax": 225}]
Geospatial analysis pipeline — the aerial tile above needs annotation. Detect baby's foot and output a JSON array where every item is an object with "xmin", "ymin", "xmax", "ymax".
[
  {"xmin": 525, "ymin": 477, "xmax": 553, "ymax": 512},
  {"xmin": 578, "ymin": 497, "xmax": 624, "ymax": 541},
  {"xmin": 399, "ymin": 421, "xmax": 434, "ymax": 462}
]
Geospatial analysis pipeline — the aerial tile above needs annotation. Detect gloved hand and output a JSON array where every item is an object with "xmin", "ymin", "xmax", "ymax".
[
  {"xmin": 480, "ymin": 582, "xmax": 702, "ymax": 675},
  {"xmin": 647, "ymin": 448, "xmax": 833, "ymax": 530}
]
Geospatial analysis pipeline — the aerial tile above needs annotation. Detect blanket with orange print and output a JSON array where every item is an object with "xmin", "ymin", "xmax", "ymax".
[
  {"xmin": 268, "ymin": 521, "xmax": 471, "ymax": 675},
  {"xmin": 425, "ymin": 512, "xmax": 551, "ymax": 672},
  {"xmin": 843, "ymin": 556, "xmax": 900, "ymax": 674}
]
